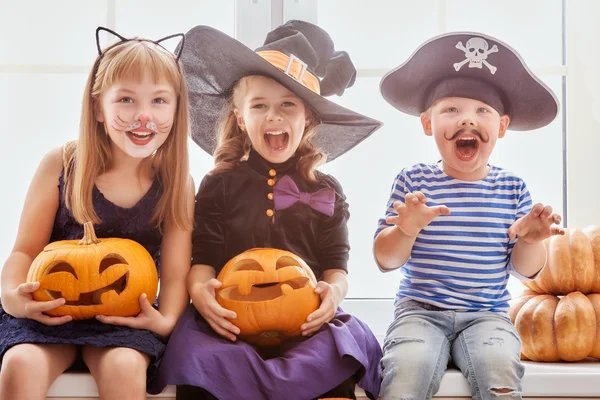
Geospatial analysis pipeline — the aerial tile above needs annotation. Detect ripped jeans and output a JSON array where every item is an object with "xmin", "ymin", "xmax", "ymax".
[{"xmin": 380, "ymin": 300, "xmax": 524, "ymax": 400}]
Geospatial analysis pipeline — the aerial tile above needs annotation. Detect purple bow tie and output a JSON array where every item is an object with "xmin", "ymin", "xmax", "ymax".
[{"xmin": 273, "ymin": 175, "xmax": 335, "ymax": 217}]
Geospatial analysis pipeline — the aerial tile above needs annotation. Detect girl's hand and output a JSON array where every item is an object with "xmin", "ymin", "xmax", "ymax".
[
  {"xmin": 96, "ymin": 293, "xmax": 173, "ymax": 338},
  {"xmin": 385, "ymin": 192, "xmax": 450, "ymax": 236},
  {"xmin": 3, "ymin": 282, "xmax": 72, "ymax": 325},
  {"xmin": 190, "ymin": 278, "xmax": 239, "ymax": 342},
  {"xmin": 301, "ymin": 281, "xmax": 340, "ymax": 337}
]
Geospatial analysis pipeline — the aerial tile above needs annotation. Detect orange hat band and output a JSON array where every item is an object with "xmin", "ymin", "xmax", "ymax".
[{"xmin": 256, "ymin": 50, "xmax": 321, "ymax": 95}]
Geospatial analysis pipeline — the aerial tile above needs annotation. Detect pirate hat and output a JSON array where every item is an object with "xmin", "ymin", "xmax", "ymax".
[
  {"xmin": 380, "ymin": 31, "xmax": 559, "ymax": 131},
  {"xmin": 180, "ymin": 20, "xmax": 382, "ymax": 162}
]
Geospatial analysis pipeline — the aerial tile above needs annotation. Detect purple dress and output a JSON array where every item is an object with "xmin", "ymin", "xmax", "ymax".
[
  {"xmin": 151, "ymin": 150, "xmax": 382, "ymax": 399},
  {"xmin": 0, "ymin": 171, "xmax": 166, "ymax": 387}
]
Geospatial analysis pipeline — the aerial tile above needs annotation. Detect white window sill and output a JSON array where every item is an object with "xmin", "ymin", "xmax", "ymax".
[
  {"xmin": 46, "ymin": 360, "xmax": 600, "ymax": 399},
  {"xmin": 39, "ymin": 299, "xmax": 600, "ymax": 398}
]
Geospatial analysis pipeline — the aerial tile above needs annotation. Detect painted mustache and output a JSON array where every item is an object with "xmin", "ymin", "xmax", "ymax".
[{"xmin": 444, "ymin": 128, "xmax": 489, "ymax": 143}]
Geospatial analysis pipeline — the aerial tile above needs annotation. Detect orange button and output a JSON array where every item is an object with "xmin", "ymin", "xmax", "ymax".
[
  {"xmin": 267, "ymin": 179, "xmax": 275, "ymax": 186},
  {"xmin": 269, "ymin": 169, "xmax": 277, "ymax": 177},
  {"xmin": 266, "ymin": 209, "xmax": 274, "ymax": 217},
  {"xmin": 267, "ymin": 193, "xmax": 274, "ymax": 200}
]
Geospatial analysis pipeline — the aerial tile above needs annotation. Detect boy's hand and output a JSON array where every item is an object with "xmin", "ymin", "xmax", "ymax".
[
  {"xmin": 385, "ymin": 191, "xmax": 450, "ymax": 236},
  {"xmin": 508, "ymin": 203, "xmax": 565, "ymax": 243}
]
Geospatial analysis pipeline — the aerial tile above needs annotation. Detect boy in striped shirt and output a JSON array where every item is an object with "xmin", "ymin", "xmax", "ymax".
[{"xmin": 374, "ymin": 32, "xmax": 565, "ymax": 400}]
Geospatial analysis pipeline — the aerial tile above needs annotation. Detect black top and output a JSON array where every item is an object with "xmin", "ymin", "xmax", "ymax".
[
  {"xmin": 192, "ymin": 149, "xmax": 350, "ymax": 279},
  {"xmin": 52, "ymin": 170, "xmax": 163, "ymax": 274}
]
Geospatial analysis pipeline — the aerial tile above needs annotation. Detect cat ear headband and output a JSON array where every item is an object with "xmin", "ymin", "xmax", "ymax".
[
  {"xmin": 95, "ymin": 27, "xmax": 185, "ymax": 60},
  {"xmin": 90, "ymin": 27, "xmax": 185, "ymax": 88}
]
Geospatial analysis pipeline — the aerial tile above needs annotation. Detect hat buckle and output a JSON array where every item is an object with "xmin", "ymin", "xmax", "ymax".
[{"xmin": 285, "ymin": 53, "xmax": 308, "ymax": 83}]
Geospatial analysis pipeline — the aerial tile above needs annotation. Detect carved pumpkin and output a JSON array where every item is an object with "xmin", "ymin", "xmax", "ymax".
[
  {"xmin": 508, "ymin": 291, "xmax": 600, "ymax": 361},
  {"xmin": 216, "ymin": 248, "xmax": 320, "ymax": 346},
  {"xmin": 27, "ymin": 222, "xmax": 158, "ymax": 320},
  {"xmin": 524, "ymin": 228, "xmax": 600, "ymax": 295}
]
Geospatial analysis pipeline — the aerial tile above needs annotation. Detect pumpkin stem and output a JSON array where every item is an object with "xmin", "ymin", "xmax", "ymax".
[{"xmin": 79, "ymin": 222, "xmax": 101, "ymax": 245}]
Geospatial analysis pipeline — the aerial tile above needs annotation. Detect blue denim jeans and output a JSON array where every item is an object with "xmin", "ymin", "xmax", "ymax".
[{"xmin": 381, "ymin": 300, "xmax": 524, "ymax": 400}]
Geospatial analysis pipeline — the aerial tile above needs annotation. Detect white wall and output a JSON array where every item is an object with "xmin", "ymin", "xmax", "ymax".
[{"xmin": 566, "ymin": 0, "xmax": 600, "ymax": 229}]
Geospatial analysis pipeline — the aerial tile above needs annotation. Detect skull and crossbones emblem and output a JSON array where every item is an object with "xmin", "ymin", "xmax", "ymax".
[{"xmin": 454, "ymin": 37, "xmax": 498, "ymax": 74}]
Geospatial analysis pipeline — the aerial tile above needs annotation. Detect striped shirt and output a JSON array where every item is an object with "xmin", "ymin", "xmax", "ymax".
[{"xmin": 375, "ymin": 162, "xmax": 533, "ymax": 313}]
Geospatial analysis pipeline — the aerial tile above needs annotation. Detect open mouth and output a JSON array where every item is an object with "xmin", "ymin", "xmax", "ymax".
[
  {"xmin": 264, "ymin": 131, "xmax": 289, "ymax": 152},
  {"xmin": 46, "ymin": 272, "xmax": 129, "ymax": 306},
  {"xmin": 126, "ymin": 130, "xmax": 156, "ymax": 146},
  {"xmin": 220, "ymin": 277, "xmax": 310, "ymax": 302},
  {"xmin": 455, "ymin": 136, "xmax": 479, "ymax": 161}
]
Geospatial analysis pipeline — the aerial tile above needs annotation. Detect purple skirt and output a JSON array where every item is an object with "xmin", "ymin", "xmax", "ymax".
[{"xmin": 150, "ymin": 304, "xmax": 382, "ymax": 399}]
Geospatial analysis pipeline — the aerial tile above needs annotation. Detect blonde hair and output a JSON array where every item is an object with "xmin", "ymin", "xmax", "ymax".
[
  {"xmin": 211, "ymin": 76, "xmax": 326, "ymax": 181},
  {"xmin": 64, "ymin": 39, "xmax": 192, "ymax": 230}
]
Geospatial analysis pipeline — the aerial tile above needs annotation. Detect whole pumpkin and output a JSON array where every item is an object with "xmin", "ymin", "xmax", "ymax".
[
  {"xmin": 524, "ymin": 228, "xmax": 598, "ymax": 295},
  {"xmin": 583, "ymin": 225, "xmax": 600, "ymax": 293},
  {"xmin": 27, "ymin": 222, "xmax": 158, "ymax": 320},
  {"xmin": 508, "ymin": 291, "xmax": 600, "ymax": 361},
  {"xmin": 216, "ymin": 248, "xmax": 320, "ymax": 346}
]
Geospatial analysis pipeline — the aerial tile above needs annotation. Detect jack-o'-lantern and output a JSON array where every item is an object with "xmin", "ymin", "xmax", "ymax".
[
  {"xmin": 27, "ymin": 222, "xmax": 158, "ymax": 320},
  {"xmin": 216, "ymin": 248, "xmax": 320, "ymax": 346}
]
